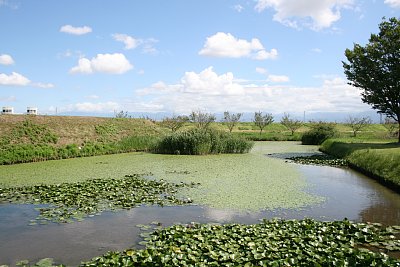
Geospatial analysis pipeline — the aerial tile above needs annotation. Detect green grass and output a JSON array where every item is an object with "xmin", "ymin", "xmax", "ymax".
[
  {"xmin": 321, "ymin": 138, "xmax": 400, "ymax": 188},
  {"xmin": 0, "ymin": 142, "xmax": 323, "ymax": 212}
]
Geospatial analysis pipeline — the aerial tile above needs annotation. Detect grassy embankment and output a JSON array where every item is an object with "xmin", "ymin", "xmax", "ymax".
[
  {"xmin": 0, "ymin": 114, "xmax": 395, "ymax": 164},
  {"xmin": 320, "ymin": 138, "xmax": 400, "ymax": 190},
  {"xmin": 0, "ymin": 115, "xmax": 163, "ymax": 164}
]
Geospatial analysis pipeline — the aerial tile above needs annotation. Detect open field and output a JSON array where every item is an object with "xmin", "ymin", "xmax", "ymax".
[{"xmin": 0, "ymin": 114, "xmax": 394, "ymax": 145}]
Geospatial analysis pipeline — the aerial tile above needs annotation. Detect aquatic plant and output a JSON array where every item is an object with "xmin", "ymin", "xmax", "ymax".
[
  {"xmin": 287, "ymin": 154, "xmax": 348, "ymax": 167},
  {"xmin": 154, "ymin": 129, "xmax": 253, "ymax": 155},
  {"xmin": 81, "ymin": 218, "xmax": 400, "ymax": 266},
  {"xmin": 0, "ymin": 174, "xmax": 197, "ymax": 224}
]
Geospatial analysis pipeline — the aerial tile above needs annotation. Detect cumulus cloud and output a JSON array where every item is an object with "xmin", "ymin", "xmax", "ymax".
[
  {"xmin": 199, "ymin": 32, "xmax": 277, "ymax": 60},
  {"xmin": 181, "ymin": 67, "xmax": 245, "ymax": 95},
  {"xmin": 60, "ymin": 25, "xmax": 92, "ymax": 35},
  {"xmin": 0, "ymin": 72, "xmax": 54, "ymax": 88},
  {"xmin": 384, "ymin": 0, "xmax": 400, "ymax": 8},
  {"xmin": 133, "ymin": 67, "xmax": 368, "ymax": 114},
  {"xmin": 0, "ymin": 72, "xmax": 30, "ymax": 86},
  {"xmin": 70, "ymin": 53, "xmax": 133, "ymax": 74},
  {"xmin": 112, "ymin": 33, "xmax": 138, "ymax": 50},
  {"xmin": 255, "ymin": 0, "xmax": 354, "ymax": 30},
  {"xmin": 267, "ymin": 75, "xmax": 290, "ymax": 83},
  {"xmin": 0, "ymin": 54, "xmax": 14, "ymax": 65}
]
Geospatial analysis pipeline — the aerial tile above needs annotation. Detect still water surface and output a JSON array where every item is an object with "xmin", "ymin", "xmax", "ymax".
[{"xmin": 0, "ymin": 154, "xmax": 399, "ymax": 265}]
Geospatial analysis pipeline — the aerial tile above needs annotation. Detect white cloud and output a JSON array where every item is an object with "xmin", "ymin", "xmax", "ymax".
[
  {"xmin": 267, "ymin": 75, "xmax": 290, "ymax": 83},
  {"xmin": 233, "ymin": 4, "xmax": 244, "ymax": 12},
  {"xmin": 86, "ymin": 94, "xmax": 100, "ymax": 100},
  {"xmin": 311, "ymin": 48, "xmax": 322, "ymax": 53},
  {"xmin": 384, "ymin": 0, "xmax": 400, "ymax": 8},
  {"xmin": 199, "ymin": 32, "xmax": 277, "ymax": 60},
  {"xmin": 70, "ymin": 53, "xmax": 133, "ymax": 74},
  {"xmin": 62, "ymin": 102, "xmax": 120, "ymax": 113},
  {"xmin": 0, "ymin": 72, "xmax": 30, "ymax": 86},
  {"xmin": 256, "ymin": 67, "xmax": 268, "ymax": 74},
  {"xmin": 0, "ymin": 72, "xmax": 54, "ymax": 88},
  {"xmin": 254, "ymin": 49, "xmax": 278, "ymax": 60},
  {"xmin": 0, "ymin": 54, "xmax": 14, "ymax": 65},
  {"xmin": 60, "ymin": 25, "xmax": 92, "ymax": 35},
  {"xmin": 33, "ymin": 82, "xmax": 55, "ymax": 89},
  {"xmin": 181, "ymin": 67, "xmax": 245, "ymax": 95},
  {"xmin": 141, "ymin": 38, "xmax": 159, "ymax": 54},
  {"xmin": 255, "ymin": 0, "xmax": 354, "ymax": 30},
  {"xmin": 112, "ymin": 33, "xmax": 138, "ymax": 50},
  {"xmin": 133, "ymin": 67, "xmax": 368, "ymax": 114},
  {"xmin": 112, "ymin": 34, "xmax": 158, "ymax": 54}
]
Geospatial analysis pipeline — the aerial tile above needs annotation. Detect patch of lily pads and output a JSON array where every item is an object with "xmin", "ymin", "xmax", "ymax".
[
  {"xmin": 0, "ymin": 174, "xmax": 197, "ymax": 224},
  {"xmin": 287, "ymin": 154, "xmax": 348, "ymax": 167},
  {"xmin": 79, "ymin": 218, "xmax": 400, "ymax": 266}
]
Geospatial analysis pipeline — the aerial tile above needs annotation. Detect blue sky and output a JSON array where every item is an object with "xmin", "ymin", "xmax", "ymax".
[{"xmin": 0, "ymin": 0, "xmax": 399, "ymax": 120}]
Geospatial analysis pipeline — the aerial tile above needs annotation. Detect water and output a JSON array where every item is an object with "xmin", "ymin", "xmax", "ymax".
[{"xmin": 1, "ymin": 161, "xmax": 400, "ymax": 265}]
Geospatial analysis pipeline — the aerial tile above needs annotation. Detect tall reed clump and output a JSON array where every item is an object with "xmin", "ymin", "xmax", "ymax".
[{"xmin": 154, "ymin": 129, "xmax": 254, "ymax": 155}]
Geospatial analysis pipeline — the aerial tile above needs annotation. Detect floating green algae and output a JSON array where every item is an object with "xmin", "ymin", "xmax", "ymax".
[{"xmin": 0, "ymin": 142, "xmax": 324, "ymax": 212}]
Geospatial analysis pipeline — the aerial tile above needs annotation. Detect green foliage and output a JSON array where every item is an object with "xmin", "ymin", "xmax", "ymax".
[
  {"xmin": 222, "ymin": 111, "xmax": 242, "ymax": 133},
  {"xmin": 154, "ymin": 129, "xmax": 254, "ymax": 155},
  {"xmin": 0, "ymin": 174, "xmax": 196, "ymax": 224},
  {"xmin": 253, "ymin": 111, "xmax": 274, "ymax": 135},
  {"xmin": 280, "ymin": 113, "xmax": 303, "ymax": 135},
  {"xmin": 345, "ymin": 116, "xmax": 372, "ymax": 137},
  {"xmin": 189, "ymin": 110, "xmax": 216, "ymax": 129},
  {"xmin": 343, "ymin": 17, "xmax": 400, "ymax": 142},
  {"xmin": 384, "ymin": 117, "xmax": 399, "ymax": 138},
  {"xmin": 81, "ymin": 219, "xmax": 400, "ymax": 266},
  {"xmin": 160, "ymin": 115, "xmax": 189, "ymax": 132},
  {"xmin": 115, "ymin": 110, "xmax": 130, "ymax": 118},
  {"xmin": 302, "ymin": 122, "xmax": 337, "ymax": 145}
]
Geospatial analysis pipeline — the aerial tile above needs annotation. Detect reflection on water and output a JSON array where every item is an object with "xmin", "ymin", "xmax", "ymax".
[{"xmin": 1, "ymin": 164, "xmax": 400, "ymax": 266}]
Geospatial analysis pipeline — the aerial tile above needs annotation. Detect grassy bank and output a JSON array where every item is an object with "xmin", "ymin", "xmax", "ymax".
[{"xmin": 320, "ymin": 138, "xmax": 400, "ymax": 190}]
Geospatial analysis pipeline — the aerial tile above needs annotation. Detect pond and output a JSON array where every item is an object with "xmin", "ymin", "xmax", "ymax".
[{"xmin": 0, "ymin": 142, "xmax": 399, "ymax": 266}]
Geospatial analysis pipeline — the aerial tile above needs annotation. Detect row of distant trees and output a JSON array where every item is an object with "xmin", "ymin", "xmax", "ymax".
[{"xmin": 156, "ymin": 110, "xmax": 398, "ymax": 138}]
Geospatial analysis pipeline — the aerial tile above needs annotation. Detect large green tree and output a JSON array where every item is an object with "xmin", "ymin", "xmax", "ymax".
[{"xmin": 343, "ymin": 17, "xmax": 400, "ymax": 142}]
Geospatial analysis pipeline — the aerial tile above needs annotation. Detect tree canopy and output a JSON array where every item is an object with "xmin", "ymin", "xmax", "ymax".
[{"xmin": 343, "ymin": 17, "xmax": 400, "ymax": 142}]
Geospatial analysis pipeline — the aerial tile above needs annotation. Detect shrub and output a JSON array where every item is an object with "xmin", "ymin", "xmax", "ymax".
[
  {"xmin": 302, "ymin": 122, "xmax": 337, "ymax": 145},
  {"xmin": 155, "ymin": 129, "xmax": 253, "ymax": 155}
]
